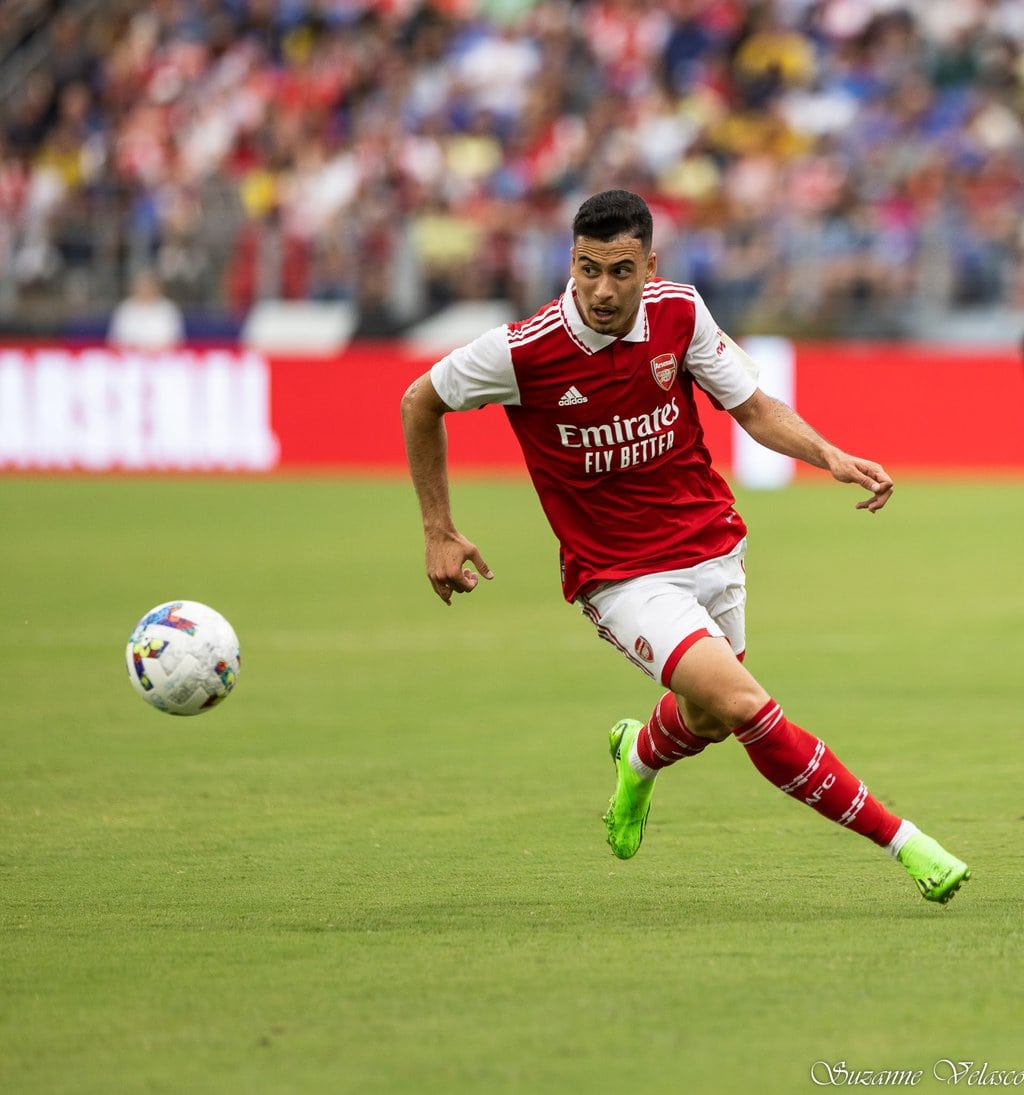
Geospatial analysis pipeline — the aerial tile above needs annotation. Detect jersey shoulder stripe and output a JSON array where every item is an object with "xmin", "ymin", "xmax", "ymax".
[
  {"xmin": 508, "ymin": 312, "xmax": 563, "ymax": 348},
  {"xmin": 508, "ymin": 299, "xmax": 562, "ymax": 345},
  {"xmin": 644, "ymin": 281, "xmax": 697, "ymax": 304}
]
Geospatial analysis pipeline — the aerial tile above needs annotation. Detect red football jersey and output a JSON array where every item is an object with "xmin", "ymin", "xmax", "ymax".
[{"xmin": 430, "ymin": 278, "xmax": 758, "ymax": 601}]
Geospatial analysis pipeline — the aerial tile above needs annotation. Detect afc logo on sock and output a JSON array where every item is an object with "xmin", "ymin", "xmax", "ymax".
[{"xmin": 804, "ymin": 773, "xmax": 836, "ymax": 807}]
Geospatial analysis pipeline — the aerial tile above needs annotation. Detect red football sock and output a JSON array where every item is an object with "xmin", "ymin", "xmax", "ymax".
[
  {"xmin": 733, "ymin": 699, "xmax": 902, "ymax": 847},
  {"xmin": 635, "ymin": 691, "xmax": 709, "ymax": 770}
]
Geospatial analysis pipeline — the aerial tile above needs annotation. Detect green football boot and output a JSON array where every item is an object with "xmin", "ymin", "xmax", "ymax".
[
  {"xmin": 898, "ymin": 832, "xmax": 971, "ymax": 904},
  {"xmin": 603, "ymin": 718, "xmax": 655, "ymax": 860}
]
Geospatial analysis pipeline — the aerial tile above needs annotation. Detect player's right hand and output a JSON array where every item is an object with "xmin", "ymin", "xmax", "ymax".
[{"xmin": 425, "ymin": 531, "xmax": 494, "ymax": 605}]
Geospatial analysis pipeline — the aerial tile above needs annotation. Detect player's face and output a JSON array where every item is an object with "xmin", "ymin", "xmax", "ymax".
[{"xmin": 571, "ymin": 235, "xmax": 656, "ymax": 338}]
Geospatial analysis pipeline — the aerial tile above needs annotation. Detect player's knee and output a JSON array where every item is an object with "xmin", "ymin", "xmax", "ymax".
[
  {"xmin": 679, "ymin": 701, "xmax": 732, "ymax": 742},
  {"xmin": 680, "ymin": 682, "xmax": 769, "ymax": 735},
  {"xmin": 668, "ymin": 635, "xmax": 771, "ymax": 733}
]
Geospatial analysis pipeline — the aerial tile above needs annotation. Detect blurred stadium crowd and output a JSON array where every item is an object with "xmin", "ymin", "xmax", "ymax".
[{"xmin": 2, "ymin": 0, "xmax": 1023, "ymax": 340}]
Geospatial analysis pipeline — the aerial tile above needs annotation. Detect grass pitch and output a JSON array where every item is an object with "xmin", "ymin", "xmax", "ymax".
[{"xmin": 1, "ymin": 474, "xmax": 1022, "ymax": 1094}]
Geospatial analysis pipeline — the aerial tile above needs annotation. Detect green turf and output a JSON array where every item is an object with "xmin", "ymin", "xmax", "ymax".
[{"xmin": 1, "ymin": 474, "xmax": 1022, "ymax": 1094}]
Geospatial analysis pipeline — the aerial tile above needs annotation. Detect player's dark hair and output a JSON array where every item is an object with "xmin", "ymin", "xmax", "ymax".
[{"xmin": 572, "ymin": 190, "xmax": 653, "ymax": 251}]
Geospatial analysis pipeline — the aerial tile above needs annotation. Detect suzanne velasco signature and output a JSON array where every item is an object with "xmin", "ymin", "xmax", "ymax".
[{"xmin": 810, "ymin": 1059, "xmax": 1024, "ymax": 1087}]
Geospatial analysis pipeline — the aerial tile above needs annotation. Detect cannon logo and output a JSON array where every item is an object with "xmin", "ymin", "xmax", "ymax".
[{"xmin": 651, "ymin": 353, "xmax": 678, "ymax": 391}]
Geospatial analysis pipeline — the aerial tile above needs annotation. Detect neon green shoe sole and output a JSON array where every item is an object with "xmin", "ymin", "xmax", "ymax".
[
  {"xmin": 898, "ymin": 832, "xmax": 971, "ymax": 904},
  {"xmin": 602, "ymin": 718, "xmax": 655, "ymax": 860}
]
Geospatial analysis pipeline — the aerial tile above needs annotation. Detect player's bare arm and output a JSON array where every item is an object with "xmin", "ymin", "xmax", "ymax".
[
  {"xmin": 400, "ymin": 371, "xmax": 493, "ymax": 605},
  {"xmin": 729, "ymin": 388, "xmax": 894, "ymax": 512}
]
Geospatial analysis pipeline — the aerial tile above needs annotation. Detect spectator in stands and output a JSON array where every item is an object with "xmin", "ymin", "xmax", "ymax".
[{"xmin": 107, "ymin": 267, "xmax": 185, "ymax": 350}]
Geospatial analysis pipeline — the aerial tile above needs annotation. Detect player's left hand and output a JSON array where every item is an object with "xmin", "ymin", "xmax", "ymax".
[{"xmin": 828, "ymin": 454, "xmax": 894, "ymax": 513}]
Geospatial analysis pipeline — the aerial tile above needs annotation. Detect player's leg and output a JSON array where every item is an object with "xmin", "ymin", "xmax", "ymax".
[
  {"xmin": 668, "ymin": 638, "xmax": 970, "ymax": 903},
  {"xmin": 604, "ymin": 691, "xmax": 735, "ymax": 859},
  {"xmin": 629, "ymin": 545, "xmax": 750, "ymax": 772},
  {"xmin": 670, "ymin": 635, "xmax": 902, "ymax": 842},
  {"xmin": 590, "ymin": 551, "xmax": 751, "ymax": 859},
  {"xmin": 647, "ymin": 536, "xmax": 751, "ymax": 751},
  {"xmin": 582, "ymin": 567, "xmax": 728, "ymax": 858}
]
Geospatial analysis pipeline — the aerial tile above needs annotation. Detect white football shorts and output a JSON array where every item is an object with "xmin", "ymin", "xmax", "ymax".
[{"xmin": 576, "ymin": 538, "xmax": 747, "ymax": 687}]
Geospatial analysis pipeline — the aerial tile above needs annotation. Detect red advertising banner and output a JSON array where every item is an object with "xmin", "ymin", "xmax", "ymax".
[
  {"xmin": 1, "ymin": 341, "xmax": 1021, "ymax": 474},
  {"xmin": 793, "ymin": 341, "xmax": 1024, "ymax": 471},
  {"xmin": 267, "ymin": 343, "xmax": 522, "ymax": 473},
  {"xmin": 267, "ymin": 340, "xmax": 1024, "ymax": 475},
  {"xmin": 0, "ymin": 347, "xmax": 278, "ymax": 471}
]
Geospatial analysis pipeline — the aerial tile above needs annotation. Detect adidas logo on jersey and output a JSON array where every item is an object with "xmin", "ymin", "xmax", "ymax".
[{"xmin": 558, "ymin": 386, "xmax": 588, "ymax": 406}]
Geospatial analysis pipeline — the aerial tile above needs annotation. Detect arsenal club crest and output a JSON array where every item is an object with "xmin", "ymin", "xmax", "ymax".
[
  {"xmin": 634, "ymin": 636, "xmax": 654, "ymax": 662},
  {"xmin": 650, "ymin": 353, "xmax": 677, "ymax": 391}
]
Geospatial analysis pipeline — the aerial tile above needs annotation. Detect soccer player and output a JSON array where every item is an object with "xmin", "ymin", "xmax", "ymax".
[{"xmin": 400, "ymin": 189, "xmax": 969, "ymax": 904}]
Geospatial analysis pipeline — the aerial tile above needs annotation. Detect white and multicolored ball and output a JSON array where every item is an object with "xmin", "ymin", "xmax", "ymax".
[{"xmin": 126, "ymin": 600, "xmax": 240, "ymax": 716}]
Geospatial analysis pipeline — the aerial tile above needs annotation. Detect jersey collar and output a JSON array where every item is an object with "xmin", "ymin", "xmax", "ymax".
[{"xmin": 560, "ymin": 278, "xmax": 649, "ymax": 354}]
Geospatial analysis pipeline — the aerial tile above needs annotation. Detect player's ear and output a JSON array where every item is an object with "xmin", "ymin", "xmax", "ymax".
[{"xmin": 646, "ymin": 250, "xmax": 657, "ymax": 280}]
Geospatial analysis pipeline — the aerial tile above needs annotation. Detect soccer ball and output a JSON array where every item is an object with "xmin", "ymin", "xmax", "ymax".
[{"xmin": 126, "ymin": 600, "xmax": 241, "ymax": 716}]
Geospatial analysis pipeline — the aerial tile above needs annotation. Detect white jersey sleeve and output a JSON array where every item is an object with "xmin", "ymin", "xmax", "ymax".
[
  {"xmin": 683, "ymin": 291, "xmax": 759, "ymax": 410},
  {"xmin": 429, "ymin": 325, "xmax": 521, "ymax": 410}
]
